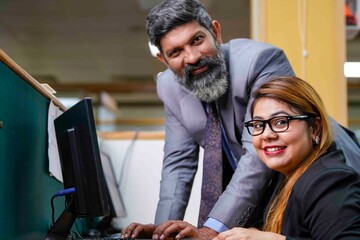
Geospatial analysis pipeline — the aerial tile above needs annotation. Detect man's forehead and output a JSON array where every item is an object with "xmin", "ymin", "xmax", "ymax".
[{"xmin": 160, "ymin": 21, "xmax": 211, "ymax": 48}]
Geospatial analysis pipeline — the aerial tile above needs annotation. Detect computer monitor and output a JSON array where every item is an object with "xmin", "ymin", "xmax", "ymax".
[
  {"xmin": 45, "ymin": 98, "xmax": 110, "ymax": 239},
  {"xmin": 91, "ymin": 151, "xmax": 126, "ymax": 235},
  {"xmin": 100, "ymin": 152, "xmax": 126, "ymax": 219}
]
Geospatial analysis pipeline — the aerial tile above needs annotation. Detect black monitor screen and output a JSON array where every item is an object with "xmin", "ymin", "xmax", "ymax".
[{"xmin": 46, "ymin": 98, "xmax": 110, "ymax": 238}]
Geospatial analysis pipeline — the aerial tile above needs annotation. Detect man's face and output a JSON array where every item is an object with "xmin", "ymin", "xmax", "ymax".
[{"xmin": 157, "ymin": 21, "xmax": 228, "ymax": 102}]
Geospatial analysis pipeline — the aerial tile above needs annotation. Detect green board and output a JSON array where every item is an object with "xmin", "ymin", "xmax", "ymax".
[{"xmin": 0, "ymin": 61, "xmax": 63, "ymax": 239}]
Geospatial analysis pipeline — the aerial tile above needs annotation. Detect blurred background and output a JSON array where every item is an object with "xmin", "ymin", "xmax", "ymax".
[{"xmin": 0, "ymin": 0, "xmax": 359, "ymax": 138}]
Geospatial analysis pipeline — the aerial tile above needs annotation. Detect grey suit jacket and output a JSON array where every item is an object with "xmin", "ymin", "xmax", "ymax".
[{"xmin": 154, "ymin": 38, "xmax": 360, "ymax": 228}]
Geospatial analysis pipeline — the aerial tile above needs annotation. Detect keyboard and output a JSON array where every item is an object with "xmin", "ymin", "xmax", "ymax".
[
  {"xmin": 80, "ymin": 237, "xmax": 194, "ymax": 240},
  {"xmin": 80, "ymin": 238, "xmax": 150, "ymax": 240},
  {"xmin": 79, "ymin": 233, "xmax": 151, "ymax": 240}
]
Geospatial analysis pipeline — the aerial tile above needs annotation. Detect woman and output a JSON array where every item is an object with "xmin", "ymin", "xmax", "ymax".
[{"xmin": 215, "ymin": 76, "xmax": 360, "ymax": 240}]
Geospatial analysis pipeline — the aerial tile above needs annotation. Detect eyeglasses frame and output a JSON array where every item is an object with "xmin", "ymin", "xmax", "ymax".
[{"xmin": 244, "ymin": 115, "xmax": 313, "ymax": 136}]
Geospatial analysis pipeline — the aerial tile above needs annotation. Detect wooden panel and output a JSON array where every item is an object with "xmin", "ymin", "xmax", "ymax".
[{"xmin": 98, "ymin": 131, "xmax": 165, "ymax": 140}]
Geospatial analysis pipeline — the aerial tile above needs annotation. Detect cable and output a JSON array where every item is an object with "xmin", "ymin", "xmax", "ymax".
[
  {"xmin": 54, "ymin": 187, "xmax": 76, "ymax": 197},
  {"xmin": 50, "ymin": 187, "xmax": 76, "ymax": 225},
  {"xmin": 98, "ymin": 129, "xmax": 139, "ymax": 188},
  {"xmin": 74, "ymin": 218, "xmax": 85, "ymax": 237},
  {"xmin": 298, "ymin": 0, "xmax": 308, "ymax": 80},
  {"xmin": 71, "ymin": 230, "xmax": 83, "ymax": 240},
  {"xmin": 117, "ymin": 129, "xmax": 139, "ymax": 186}
]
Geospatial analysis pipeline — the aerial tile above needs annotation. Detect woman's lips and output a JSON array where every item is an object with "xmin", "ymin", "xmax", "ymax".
[{"xmin": 264, "ymin": 146, "xmax": 286, "ymax": 155}]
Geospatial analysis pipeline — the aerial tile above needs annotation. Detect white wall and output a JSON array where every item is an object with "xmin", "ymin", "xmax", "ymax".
[{"xmin": 98, "ymin": 137, "xmax": 203, "ymax": 229}]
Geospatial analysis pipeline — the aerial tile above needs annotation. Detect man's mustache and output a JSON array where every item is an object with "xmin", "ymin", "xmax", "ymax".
[{"xmin": 184, "ymin": 57, "xmax": 220, "ymax": 79}]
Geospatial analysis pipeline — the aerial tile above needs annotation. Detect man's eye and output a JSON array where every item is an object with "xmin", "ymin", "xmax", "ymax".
[
  {"xmin": 169, "ymin": 49, "xmax": 181, "ymax": 58},
  {"xmin": 193, "ymin": 35, "xmax": 204, "ymax": 44}
]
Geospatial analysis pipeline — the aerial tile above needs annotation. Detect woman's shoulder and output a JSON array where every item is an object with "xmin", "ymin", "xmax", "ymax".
[
  {"xmin": 287, "ymin": 147, "xmax": 360, "ymax": 239},
  {"xmin": 295, "ymin": 147, "xmax": 360, "ymax": 194},
  {"xmin": 308, "ymin": 147, "xmax": 356, "ymax": 174}
]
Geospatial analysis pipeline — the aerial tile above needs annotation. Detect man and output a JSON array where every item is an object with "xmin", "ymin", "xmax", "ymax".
[{"xmin": 122, "ymin": 0, "xmax": 360, "ymax": 239}]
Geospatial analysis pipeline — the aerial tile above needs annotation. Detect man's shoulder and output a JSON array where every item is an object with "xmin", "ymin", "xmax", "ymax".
[
  {"xmin": 156, "ymin": 70, "xmax": 188, "ymax": 100},
  {"xmin": 221, "ymin": 38, "xmax": 284, "ymax": 64},
  {"xmin": 225, "ymin": 38, "xmax": 280, "ymax": 51},
  {"xmin": 157, "ymin": 69, "xmax": 176, "ymax": 89}
]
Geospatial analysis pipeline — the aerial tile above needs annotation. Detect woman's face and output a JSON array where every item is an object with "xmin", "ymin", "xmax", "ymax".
[{"xmin": 252, "ymin": 97, "xmax": 317, "ymax": 176}]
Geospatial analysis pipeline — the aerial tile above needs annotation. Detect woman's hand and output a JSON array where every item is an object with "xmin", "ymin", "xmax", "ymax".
[{"xmin": 214, "ymin": 227, "xmax": 285, "ymax": 240}]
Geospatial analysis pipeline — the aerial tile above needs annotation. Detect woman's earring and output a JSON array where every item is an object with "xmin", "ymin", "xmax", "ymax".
[{"xmin": 314, "ymin": 136, "xmax": 320, "ymax": 145}]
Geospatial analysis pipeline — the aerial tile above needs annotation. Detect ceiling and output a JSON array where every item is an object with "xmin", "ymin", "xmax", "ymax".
[
  {"xmin": 0, "ymin": 0, "xmax": 249, "ymax": 86},
  {"xmin": 1, "ymin": 1, "xmax": 359, "ymax": 133},
  {"xmin": 0, "ymin": 0, "xmax": 359, "ymax": 106}
]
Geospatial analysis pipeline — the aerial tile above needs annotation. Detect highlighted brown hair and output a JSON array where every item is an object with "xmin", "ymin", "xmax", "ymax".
[{"xmin": 250, "ymin": 76, "xmax": 333, "ymax": 233}]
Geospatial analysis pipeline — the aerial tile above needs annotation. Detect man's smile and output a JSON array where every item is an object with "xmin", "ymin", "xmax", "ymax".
[{"xmin": 191, "ymin": 65, "xmax": 209, "ymax": 75}]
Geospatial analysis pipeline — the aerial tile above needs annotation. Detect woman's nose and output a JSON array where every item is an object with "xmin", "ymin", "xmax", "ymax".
[{"xmin": 261, "ymin": 123, "xmax": 278, "ymax": 140}]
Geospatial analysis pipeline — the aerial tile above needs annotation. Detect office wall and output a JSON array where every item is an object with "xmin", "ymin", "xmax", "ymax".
[
  {"xmin": 98, "ymin": 135, "xmax": 203, "ymax": 228},
  {"xmin": 252, "ymin": 0, "xmax": 347, "ymax": 125}
]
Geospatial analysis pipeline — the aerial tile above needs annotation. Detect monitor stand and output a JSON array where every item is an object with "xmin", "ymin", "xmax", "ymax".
[
  {"xmin": 84, "ymin": 214, "xmax": 121, "ymax": 237},
  {"xmin": 44, "ymin": 197, "xmax": 76, "ymax": 240}
]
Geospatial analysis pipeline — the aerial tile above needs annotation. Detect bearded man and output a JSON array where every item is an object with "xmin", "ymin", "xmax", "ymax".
[{"xmin": 121, "ymin": 0, "xmax": 360, "ymax": 239}]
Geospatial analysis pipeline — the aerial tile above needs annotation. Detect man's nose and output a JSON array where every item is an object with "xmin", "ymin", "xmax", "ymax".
[{"xmin": 183, "ymin": 47, "xmax": 201, "ymax": 65}]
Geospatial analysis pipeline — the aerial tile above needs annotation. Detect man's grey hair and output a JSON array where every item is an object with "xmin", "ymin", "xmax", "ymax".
[{"xmin": 146, "ymin": 0, "xmax": 213, "ymax": 53}]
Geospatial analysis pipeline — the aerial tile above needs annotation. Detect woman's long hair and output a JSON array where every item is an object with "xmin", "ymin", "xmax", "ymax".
[{"xmin": 250, "ymin": 76, "xmax": 334, "ymax": 233}]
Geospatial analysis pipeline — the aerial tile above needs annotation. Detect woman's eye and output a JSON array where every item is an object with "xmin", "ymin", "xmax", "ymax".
[
  {"xmin": 254, "ymin": 122, "xmax": 264, "ymax": 129},
  {"xmin": 275, "ymin": 119, "xmax": 287, "ymax": 126}
]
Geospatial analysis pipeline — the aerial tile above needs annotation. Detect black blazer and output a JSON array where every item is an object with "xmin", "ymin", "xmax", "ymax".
[{"xmin": 282, "ymin": 145, "xmax": 360, "ymax": 239}]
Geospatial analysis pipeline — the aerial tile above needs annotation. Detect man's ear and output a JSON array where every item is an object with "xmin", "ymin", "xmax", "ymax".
[
  {"xmin": 211, "ymin": 20, "xmax": 223, "ymax": 44},
  {"xmin": 156, "ymin": 52, "xmax": 168, "ymax": 66}
]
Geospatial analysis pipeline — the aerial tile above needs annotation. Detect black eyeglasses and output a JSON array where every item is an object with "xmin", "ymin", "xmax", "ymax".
[{"xmin": 244, "ymin": 115, "xmax": 312, "ymax": 136}]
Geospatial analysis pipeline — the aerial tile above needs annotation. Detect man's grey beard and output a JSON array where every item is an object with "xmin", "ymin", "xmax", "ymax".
[{"xmin": 175, "ymin": 52, "xmax": 229, "ymax": 103}]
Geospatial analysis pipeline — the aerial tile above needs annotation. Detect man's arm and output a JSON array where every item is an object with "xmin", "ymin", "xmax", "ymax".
[{"xmin": 154, "ymin": 72, "xmax": 200, "ymax": 224}]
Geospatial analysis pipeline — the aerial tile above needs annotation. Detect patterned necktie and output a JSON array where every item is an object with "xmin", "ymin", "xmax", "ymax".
[{"xmin": 198, "ymin": 102, "xmax": 223, "ymax": 227}]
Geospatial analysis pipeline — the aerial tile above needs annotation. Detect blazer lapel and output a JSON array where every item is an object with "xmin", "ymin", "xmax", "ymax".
[
  {"xmin": 180, "ymin": 93, "xmax": 207, "ymax": 146},
  {"xmin": 218, "ymin": 88, "xmax": 243, "ymax": 159}
]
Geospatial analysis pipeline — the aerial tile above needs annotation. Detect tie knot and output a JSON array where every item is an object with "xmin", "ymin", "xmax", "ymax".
[{"xmin": 208, "ymin": 102, "xmax": 218, "ymax": 117}]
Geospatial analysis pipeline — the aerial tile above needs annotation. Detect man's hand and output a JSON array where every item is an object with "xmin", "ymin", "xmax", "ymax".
[
  {"xmin": 121, "ymin": 222, "xmax": 157, "ymax": 239},
  {"xmin": 152, "ymin": 220, "xmax": 218, "ymax": 240}
]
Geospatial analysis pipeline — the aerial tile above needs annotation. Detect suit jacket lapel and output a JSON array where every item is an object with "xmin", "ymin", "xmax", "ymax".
[
  {"xmin": 180, "ymin": 93, "xmax": 207, "ymax": 146},
  {"xmin": 218, "ymin": 88, "xmax": 242, "ymax": 158},
  {"xmin": 178, "ymin": 86, "xmax": 242, "ymax": 157}
]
